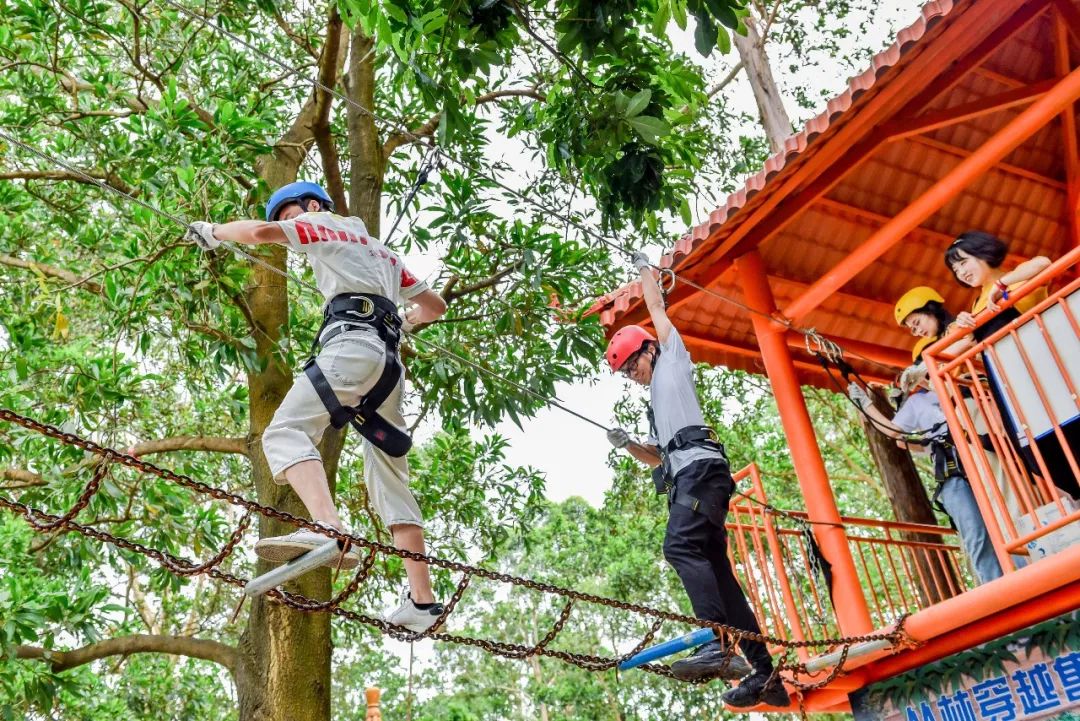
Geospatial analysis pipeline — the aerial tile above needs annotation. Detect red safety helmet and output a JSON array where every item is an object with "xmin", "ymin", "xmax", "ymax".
[{"xmin": 605, "ymin": 325, "xmax": 656, "ymax": 372}]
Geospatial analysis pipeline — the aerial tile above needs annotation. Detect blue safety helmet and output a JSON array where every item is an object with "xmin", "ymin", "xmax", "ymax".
[{"xmin": 265, "ymin": 181, "xmax": 334, "ymax": 221}]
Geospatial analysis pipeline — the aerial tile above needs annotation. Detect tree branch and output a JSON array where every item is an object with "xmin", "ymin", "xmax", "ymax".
[
  {"xmin": 2, "ymin": 468, "xmax": 45, "ymax": 488},
  {"xmin": 128, "ymin": 436, "xmax": 249, "ymax": 457},
  {"xmin": 271, "ymin": 7, "xmax": 319, "ymax": 59},
  {"xmin": 383, "ymin": 88, "xmax": 545, "ymax": 158},
  {"xmin": 14, "ymin": 634, "xmax": 238, "ymax": 676},
  {"xmin": 707, "ymin": 61, "xmax": 745, "ymax": 99},
  {"xmin": 312, "ymin": 6, "xmax": 349, "ymax": 214},
  {"xmin": 0, "ymin": 169, "xmax": 136, "ymax": 196},
  {"xmin": 442, "ymin": 260, "xmax": 524, "ymax": 303},
  {"xmin": 0, "ymin": 254, "xmax": 102, "ymax": 294}
]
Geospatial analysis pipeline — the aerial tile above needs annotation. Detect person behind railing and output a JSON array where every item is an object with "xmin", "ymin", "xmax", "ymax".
[
  {"xmin": 848, "ymin": 288, "xmax": 1002, "ymax": 584},
  {"xmin": 944, "ymin": 231, "xmax": 1080, "ymax": 500},
  {"xmin": 894, "ymin": 287, "xmax": 1028, "ymax": 544}
]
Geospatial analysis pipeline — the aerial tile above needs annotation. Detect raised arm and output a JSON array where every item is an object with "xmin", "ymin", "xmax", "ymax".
[{"xmin": 632, "ymin": 253, "xmax": 673, "ymax": 344}]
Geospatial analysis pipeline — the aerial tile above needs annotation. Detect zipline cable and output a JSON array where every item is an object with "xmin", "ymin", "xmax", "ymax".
[
  {"xmin": 149, "ymin": 0, "xmax": 908, "ymax": 378},
  {"xmin": 0, "ymin": 128, "xmax": 863, "ymax": 523},
  {"xmin": 0, "ymin": 127, "xmax": 611, "ymax": 432}
]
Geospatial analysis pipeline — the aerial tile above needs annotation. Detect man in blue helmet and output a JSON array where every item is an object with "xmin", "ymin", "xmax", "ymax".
[{"xmin": 185, "ymin": 181, "xmax": 449, "ymax": 633}]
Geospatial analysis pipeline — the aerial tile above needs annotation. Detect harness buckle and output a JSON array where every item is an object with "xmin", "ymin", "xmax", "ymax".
[{"xmin": 344, "ymin": 295, "xmax": 376, "ymax": 320}]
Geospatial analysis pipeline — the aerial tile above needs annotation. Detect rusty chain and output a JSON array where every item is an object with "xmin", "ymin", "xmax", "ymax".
[{"xmin": 1, "ymin": 407, "xmax": 916, "ymax": 692}]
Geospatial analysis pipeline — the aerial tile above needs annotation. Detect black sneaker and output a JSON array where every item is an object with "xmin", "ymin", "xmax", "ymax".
[
  {"xmin": 722, "ymin": 671, "xmax": 792, "ymax": 708},
  {"xmin": 669, "ymin": 640, "xmax": 753, "ymax": 681}
]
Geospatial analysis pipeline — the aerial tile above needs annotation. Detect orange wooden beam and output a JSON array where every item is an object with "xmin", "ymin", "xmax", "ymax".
[
  {"xmin": 784, "ymin": 62, "xmax": 1080, "ymax": 325},
  {"xmin": 736, "ymin": 251, "xmax": 875, "ymax": 637},
  {"xmin": 893, "ymin": 0, "xmax": 1053, "ymax": 118},
  {"xmin": 970, "ymin": 66, "xmax": 1029, "ymax": 90},
  {"xmin": 1053, "ymin": 0, "xmax": 1080, "ymax": 46},
  {"xmin": 905, "ymin": 134, "xmax": 1067, "ymax": 190},
  {"xmin": 885, "ymin": 78, "xmax": 1058, "ymax": 140},
  {"xmin": 814, "ymin": 197, "xmax": 1031, "ymax": 268},
  {"xmin": 1055, "ymin": 8, "xmax": 1080, "ymax": 249},
  {"xmin": 800, "ymin": 578, "xmax": 1080, "ymax": 712}
]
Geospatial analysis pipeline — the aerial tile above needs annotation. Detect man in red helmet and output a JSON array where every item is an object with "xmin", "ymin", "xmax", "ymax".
[{"xmin": 605, "ymin": 252, "xmax": 789, "ymax": 707}]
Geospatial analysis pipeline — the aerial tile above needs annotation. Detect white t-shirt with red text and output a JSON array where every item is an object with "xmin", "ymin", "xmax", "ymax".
[{"xmin": 275, "ymin": 211, "xmax": 428, "ymax": 307}]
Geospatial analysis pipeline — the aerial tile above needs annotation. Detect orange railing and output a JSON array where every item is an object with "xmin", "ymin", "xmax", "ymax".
[
  {"xmin": 725, "ymin": 464, "xmax": 967, "ymax": 661},
  {"xmin": 924, "ymin": 246, "xmax": 1080, "ymax": 573}
]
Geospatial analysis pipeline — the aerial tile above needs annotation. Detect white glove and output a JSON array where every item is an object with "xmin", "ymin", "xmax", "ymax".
[
  {"xmin": 606, "ymin": 428, "xmax": 631, "ymax": 449},
  {"xmin": 186, "ymin": 221, "xmax": 221, "ymax": 250},
  {"xmin": 631, "ymin": 251, "xmax": 651, "ymax": 271},
  {"xmin": 847, "ymin": 382, "xmax": 872, "ymax": 410}
]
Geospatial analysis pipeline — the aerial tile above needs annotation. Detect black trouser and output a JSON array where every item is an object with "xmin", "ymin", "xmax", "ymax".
[{"xmin": 661, "ymin": 458, "xmax": 773, "ymax": 673}]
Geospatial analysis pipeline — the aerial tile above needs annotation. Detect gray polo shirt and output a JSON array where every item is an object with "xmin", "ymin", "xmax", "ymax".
[
  {"xmin": 646, "ymin": 328, "xmax": 726, "ymax": 477},
  {"xmin": 893, "ymin": 390, "xmax": 949, "ymax": 440}
]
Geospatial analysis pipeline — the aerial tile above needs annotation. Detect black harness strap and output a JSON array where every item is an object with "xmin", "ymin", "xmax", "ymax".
[
  {"xmin": 303, "ymin": 293, "xmax": 412, "ymax": 458},
  {"xmin": 647, "ymin": 403, "xmax": 727, "ymax": 504}
]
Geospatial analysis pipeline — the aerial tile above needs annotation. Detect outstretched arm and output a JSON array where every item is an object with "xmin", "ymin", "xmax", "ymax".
[
  {"xmin": 634, "ymin": 253, "xmax": 673, "ymax": 344},
  {"xmin": 210, "ymin": 220, "xmax": 288, "ymax": 246}
]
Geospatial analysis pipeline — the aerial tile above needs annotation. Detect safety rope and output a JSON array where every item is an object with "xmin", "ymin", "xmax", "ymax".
[
  {"xmin": 0, "ymin": 407, "xmax": 916, "ymax": 690},
  {"xmin": 0, "ymin": 126, "xmax": 859, "ymax": 524}
]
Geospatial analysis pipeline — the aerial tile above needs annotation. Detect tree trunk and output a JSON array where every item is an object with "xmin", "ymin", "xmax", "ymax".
[
  {"xmin": 861, "ymin": 391, "xmax": 960, "ymax": 606},
  {"xmin": 734, "ymin": 16, "xmax": 790, "ymax": 154},
  {"xmin": 231, "ymin": 27, "xmax": 390, "ymax": 721},
  {"xmin": 345, "ymin": 29, "xmax": 385, "ymax": 234},
  {"xmin": 234, "ymin": 97, "xmax": 340, "ymax": 721}
]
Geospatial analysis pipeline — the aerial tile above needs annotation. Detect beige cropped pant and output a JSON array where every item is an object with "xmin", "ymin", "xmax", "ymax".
[{"xmin": 262, "ymin": 327, "xmax": 423, "ymax": 528}]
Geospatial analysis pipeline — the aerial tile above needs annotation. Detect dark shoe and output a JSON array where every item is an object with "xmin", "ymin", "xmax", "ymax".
[
  {"xmin": 722, "ymin": 671, "xmax": 792, "ymax": 708},
  {"xmin": 669, "ymin": 640, "xmax": 753, "ymax": 681}
]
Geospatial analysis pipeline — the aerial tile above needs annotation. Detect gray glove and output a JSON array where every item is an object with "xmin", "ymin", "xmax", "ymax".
[
  {"xmin": 847, "ymin": 382, "xmax": 872, "ymax": 410},
  {"xmin": 186, "ymin": 221, "xmax": 221, "ymax": 251},
  {"xmin": 606, "ymin": 428, "xmax": 631, "ymax": 449},
  {"xmin": 631, "ymin": 251, "xmax": 651, "ymax": 271}
]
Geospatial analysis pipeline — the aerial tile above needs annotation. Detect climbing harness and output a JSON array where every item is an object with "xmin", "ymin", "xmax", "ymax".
[
  {"xmin": 645, "ymin": 401, "xmax": 727, "ymax": 509},
  {"xmin": 305, "ymin": 293, "xmax": 411, "ymax": 456}
]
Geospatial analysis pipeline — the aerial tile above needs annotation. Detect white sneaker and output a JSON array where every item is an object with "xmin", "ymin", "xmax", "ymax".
[
  {"xmin": 254, "ymin": 527, "xmax": 361, "ymax": 570},
  {"xmin": 386, "ymin": 590, "xmax": 446, "ymax": 633}
]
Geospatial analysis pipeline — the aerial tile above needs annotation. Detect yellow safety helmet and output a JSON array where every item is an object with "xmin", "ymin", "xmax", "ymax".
[
  {"xmin": 911, "ymin": 336, "xmax": 934, "ymax": 362},
  {"xmin": 894, "ymin": 286, "xmax": 945, "ymax": 326}
]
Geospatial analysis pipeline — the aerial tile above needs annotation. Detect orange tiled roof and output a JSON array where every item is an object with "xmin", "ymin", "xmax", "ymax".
[{"xmin": 592, "ymin": 0, "xmax": 1078, "ymax": 388}]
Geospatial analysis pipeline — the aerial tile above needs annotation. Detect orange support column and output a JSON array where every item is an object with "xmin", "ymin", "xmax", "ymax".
[{"xmin": 737, "ymin": 251, "xmax": 874, "ymax": 636}]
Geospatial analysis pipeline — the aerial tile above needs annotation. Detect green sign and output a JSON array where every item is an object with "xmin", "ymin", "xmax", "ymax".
[{"xmin": 851, "ymin": 612, "xmax": 1080, "ymax": 721}]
